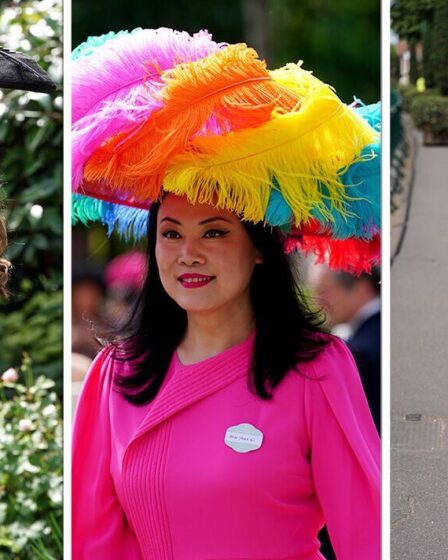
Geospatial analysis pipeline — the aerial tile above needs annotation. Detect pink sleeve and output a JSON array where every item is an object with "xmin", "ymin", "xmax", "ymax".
[
  {"xmin": 72, "ymin": 348, "xmax": 142, "ymax": 559},
  {"xmin": 305, "ymin": 337, "xmax": 381, "ymax": 560}
]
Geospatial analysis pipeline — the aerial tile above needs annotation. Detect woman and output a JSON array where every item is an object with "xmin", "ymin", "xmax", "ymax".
[{"xmin": 72, "ymin": 28, "xmax": 381, "ymax": 559}]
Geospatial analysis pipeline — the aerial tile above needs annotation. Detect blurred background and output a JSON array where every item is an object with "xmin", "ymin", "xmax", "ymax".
[{"xmin": 0, "ymin": 0, "xmax": 62, "ymax": 558}]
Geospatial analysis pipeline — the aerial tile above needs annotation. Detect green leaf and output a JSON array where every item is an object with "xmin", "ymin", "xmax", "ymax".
[{"xmin": 18, "ymin": 179, "xmax": 58, "ymax": 203}]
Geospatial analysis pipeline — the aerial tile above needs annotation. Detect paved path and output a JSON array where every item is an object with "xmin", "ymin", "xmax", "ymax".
[{"xmin": 391, "ymin": 131, "xmax": 448, "ymax": 559}]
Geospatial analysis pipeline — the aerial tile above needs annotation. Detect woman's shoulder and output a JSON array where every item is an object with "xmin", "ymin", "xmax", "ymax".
[
  {"xmin": 292, "ymin": 333, "xmax": 358, "ymax": 383},
  {"xmin": 79, "ymin": 344, "xmax": 128, "ymax": 394}
]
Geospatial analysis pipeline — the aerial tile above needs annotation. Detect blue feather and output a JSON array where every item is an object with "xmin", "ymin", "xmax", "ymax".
[{"xmin": 72, "ymin": 194, "xmax": 149, "ymax": 241}]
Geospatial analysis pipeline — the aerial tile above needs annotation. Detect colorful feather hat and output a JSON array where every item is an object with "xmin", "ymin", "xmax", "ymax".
[{"xmin": 72, "ymin": 27, "xmax": 381, "ymax": 274}]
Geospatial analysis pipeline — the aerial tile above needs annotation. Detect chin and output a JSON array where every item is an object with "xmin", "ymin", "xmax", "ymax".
[{"xmin": 175, "ymin": 297, "xmax": 221, "ymax": 314}]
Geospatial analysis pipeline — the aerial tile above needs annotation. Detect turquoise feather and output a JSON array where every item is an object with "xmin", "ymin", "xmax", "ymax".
[
  {"xmin": 72, "ymin": 194, "xmax": 149, "ymax": 241},
  {"xmin": 71, "ymin": 29, "xmax": 142, "ymax": 61}
]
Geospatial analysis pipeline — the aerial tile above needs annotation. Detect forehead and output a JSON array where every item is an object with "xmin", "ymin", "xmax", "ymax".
[{"xmin": 157, "ymin": 194, "xmax": 237, "ymax": 224}]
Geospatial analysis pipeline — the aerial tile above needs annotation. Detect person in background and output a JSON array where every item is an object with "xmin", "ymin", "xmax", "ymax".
[
  {"xmin": 104, "ymin": 250, "xmax": 146, "ymax": 328},
  {"xmin": 309, "ymin": 265, "xmax": 381, "ymax": 433},
  {"xmin": 72, "ymin": 264, "xmax": 106, "ymax": 359}
]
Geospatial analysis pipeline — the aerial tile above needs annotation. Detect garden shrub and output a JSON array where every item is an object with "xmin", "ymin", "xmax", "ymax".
[
  {"xmin": 410, "ymin": 93, "xmax": 448, "ymax": 136},
  {"xmin": 0, "ymin": 356, "xmax": 62, "ymax": 560}
]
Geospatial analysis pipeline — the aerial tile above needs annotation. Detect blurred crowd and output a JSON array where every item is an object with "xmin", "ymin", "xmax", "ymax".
[{"xmin": 72, "ymin": 251, "xmax": 146, "ymax": 406}]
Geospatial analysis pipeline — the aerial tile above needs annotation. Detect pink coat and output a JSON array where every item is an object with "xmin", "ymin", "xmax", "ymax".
[{"xmin": 72, "ymin": 334, "xmax": 380, "ymax": 559}]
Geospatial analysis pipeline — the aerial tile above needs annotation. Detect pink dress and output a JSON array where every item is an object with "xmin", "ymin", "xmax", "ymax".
[{"xmin": 72, "ymin": 334, "xmax": 380, "ymax": 559}]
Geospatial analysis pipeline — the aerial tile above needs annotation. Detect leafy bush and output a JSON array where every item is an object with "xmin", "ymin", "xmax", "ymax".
[
  {"xmin": 0, "ymin": 356, "xmax": 62, "ymax": 560},
  {"xmin": 0, "ymin": 288, "xmax": 62, "ymax": 394},
  {"xmin": 398, "ymin": 84, "xmax": 421, "ymax": 112},
  {"xmin": 410, "ymin": 93, "xmax": 448, "ymax": 135},
  {"xmin": 0, "ymin": 0, "xmax": 62, "ymax": 395}
]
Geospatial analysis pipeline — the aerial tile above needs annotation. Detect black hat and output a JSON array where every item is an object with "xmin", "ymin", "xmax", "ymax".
[{"xmin": 0, "ymin": 47, "xmax": 56, "ymax": 93}]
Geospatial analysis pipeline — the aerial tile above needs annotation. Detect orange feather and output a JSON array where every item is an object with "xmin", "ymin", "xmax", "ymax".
[{"xmin": 84, "ymin": 44, "xmax": 300, "ymax": 199}]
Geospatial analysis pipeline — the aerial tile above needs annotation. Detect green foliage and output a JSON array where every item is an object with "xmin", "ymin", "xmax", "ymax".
[
  {"xmin": 397, "ymin": 84, "xmax": 421, "ymax": 113},
  {"xmin": 410, "ymin": 93, "xmax": 448, "ymax": 135},
  {"xmin": 72, "ymin": 0, "xmax": 244, "ymax": 49},
  {"xmin": 0, "ymin": 356, "xmax": 62, "ymax": 560},
  {"xmin": 269, "ymin": 0, "xmax": 380, "ymax": 103},
  {"xmin": 391, "ymin": 46, "xmax": 400, "ymax": 85},
  {"xmin": 432, "ymin": 0, "xmax": 448, "ymax": 95},
  {"xmin": 72, "ymin": 0, "xmax": 380, "ymax": 105},
  {"xmin": 391, "ymin": 0, "xmax": 434, "ymax": 85},
  {"xmin": 391, "ymin": 0, "xmax": 434, "ymax": 41},
  {"xmin": 422, "ymin": 15, "xmax": 436, "ymax": 89},
  {"xmin": 0, "ymin": 0, "xmax": 62, "ymax": 393},
  {"xmin": 0, "ymin": 287, "xmax": 62, "ymax": 394}
]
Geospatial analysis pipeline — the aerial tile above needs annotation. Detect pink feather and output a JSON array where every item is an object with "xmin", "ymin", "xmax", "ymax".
[{"xmin": 72, "ymin": 28, "xmax": 224, "ymax": 191}]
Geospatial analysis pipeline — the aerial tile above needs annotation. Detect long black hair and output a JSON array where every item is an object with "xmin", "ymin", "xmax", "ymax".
[{"xmin": 112, "ymin": 201, "xmax": 330, "ymax": 405}]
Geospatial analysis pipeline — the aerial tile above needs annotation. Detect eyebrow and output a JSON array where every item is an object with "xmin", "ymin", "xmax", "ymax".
[{"xmin": 159, "ymin": 216, "xmax": 232, "ymax": 225}]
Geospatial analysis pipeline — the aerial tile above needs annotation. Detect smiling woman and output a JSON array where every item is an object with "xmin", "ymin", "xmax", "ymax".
[
  {"xmin": 72, "ymin": 27, "xmax": 381, "ymax": 560},
  {"xmin": 156, "ymin": 195, "xmax": 261, "ymax": 320}
]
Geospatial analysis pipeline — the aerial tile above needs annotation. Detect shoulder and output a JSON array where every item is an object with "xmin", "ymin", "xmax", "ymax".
[
  {"xmin": 297, "ymin": 334, "xmax": 357, "ymax": 381},
  {"xmin": 79, "ymin": 345, "xmax": 127, "ymax": 398}
]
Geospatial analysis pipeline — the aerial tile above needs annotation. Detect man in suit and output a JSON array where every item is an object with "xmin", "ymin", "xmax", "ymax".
[
  {"xmin": 309, "ymin": 265, "xmax": 380, "ymax": 560},
  {"xmin": 309, "ymin": 266, "xmax": 381, "ymax": 433}
]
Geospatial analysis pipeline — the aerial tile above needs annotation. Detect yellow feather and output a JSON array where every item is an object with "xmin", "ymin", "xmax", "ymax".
[{"xmin": 163, "ymin": 69, "xmax": 378, "ymax": 225}]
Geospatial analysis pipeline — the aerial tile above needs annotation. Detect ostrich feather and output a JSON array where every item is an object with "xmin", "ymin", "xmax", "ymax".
[
  {"xmin": 72, "ymin": 28, "xmax": 223, "ymax": 190},
  {"xmin": 72, "ymin": 194, "xmax": 149, "ymax": 240},
  {"xmin": 161, "ymin": 77, "xmax": 377, "ymax": 225},
  {"xmin": 83, "ymin": 44, "xmax": 300, "ymax": 196},
  {"xmin": 285, "ymin": 229, "xmax": 381, "ymax": 275}
]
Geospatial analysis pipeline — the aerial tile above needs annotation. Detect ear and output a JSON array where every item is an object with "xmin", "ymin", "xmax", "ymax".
[{"xmin": 255, "ymin": 250, "xmax": 264, "ymax": 264}]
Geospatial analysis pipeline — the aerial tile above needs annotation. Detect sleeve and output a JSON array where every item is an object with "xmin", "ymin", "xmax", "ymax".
[
  {"xmin": 72, "ymin": 348, "xmax": 142, "ymax": 560},
  {"xmin": 304, "ymin": 337, "xmax": 381, "ymax": 560}
]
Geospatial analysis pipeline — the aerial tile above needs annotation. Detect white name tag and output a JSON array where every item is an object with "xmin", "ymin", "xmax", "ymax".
[{"xmin": 224, "ymin": 423, "xmax": 263, "ymax": 453}]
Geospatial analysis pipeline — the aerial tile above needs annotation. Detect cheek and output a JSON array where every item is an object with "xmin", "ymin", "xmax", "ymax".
[
  {"xmin": 155, "ymin": 241, "xmax": 173, "ymax": 269},
  {"xmin": 155, "ymin": 244, "xmax": 175, "ymax": 288},
  {"xmin": 220, "ymin": 244, "xmax": 258, "ymax": 284}
]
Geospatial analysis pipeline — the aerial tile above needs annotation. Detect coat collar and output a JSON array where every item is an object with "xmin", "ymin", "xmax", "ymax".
[{"xmin": 129, "ymin": 333, "xmax": 255, "ymax": 444}]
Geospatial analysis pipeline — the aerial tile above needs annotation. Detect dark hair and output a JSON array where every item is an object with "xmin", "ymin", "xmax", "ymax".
[
  {"xmin": 112, "ymin": 201, "xmax": 329, "ymax": 405},
  {"xmin": 335, "ymin": 267, "xmax": 381, "ymax": 296}
]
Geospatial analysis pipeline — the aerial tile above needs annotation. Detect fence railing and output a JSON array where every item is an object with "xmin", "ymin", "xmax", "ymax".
[{"xmin": 391, "ymin": 89, "xmax": 408, "ymax": 213}]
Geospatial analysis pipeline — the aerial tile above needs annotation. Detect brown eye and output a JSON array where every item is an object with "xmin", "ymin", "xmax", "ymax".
[
  {"xmin": 203, "ymin": 229, "xmax": 228, "ymax": 239},
  {"xmin": 161, "ymin": 230, "xmax": 181, "ymax": 239}
]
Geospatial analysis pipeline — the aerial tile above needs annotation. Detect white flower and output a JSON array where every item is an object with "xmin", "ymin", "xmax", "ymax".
[
  {"xmin": 1, "ymin": 368, "xmax": 19, "ymax": 382},
  {"xmin": 18, "ymin": 419, "xmax": 33, "ymax": 432},
  {"xmin": 42, "ymin": 404, "xmax": 56, "ymax": 417}
]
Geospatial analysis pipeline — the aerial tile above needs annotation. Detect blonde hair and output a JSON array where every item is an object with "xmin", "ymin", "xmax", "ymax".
[{"xmin": 0, "ymin": 215, "xmax": 11, "ymax": 298}]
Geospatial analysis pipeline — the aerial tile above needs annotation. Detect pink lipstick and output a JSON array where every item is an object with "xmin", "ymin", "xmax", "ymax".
[{"xmin": 178, "ymin": 273, "xmax": 215, "ymax": 289}]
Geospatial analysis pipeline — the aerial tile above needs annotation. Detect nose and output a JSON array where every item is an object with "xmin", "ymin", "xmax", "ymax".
[{"xmin": 177, "ymin": 239, "xmax": 206, "ymax": 267}]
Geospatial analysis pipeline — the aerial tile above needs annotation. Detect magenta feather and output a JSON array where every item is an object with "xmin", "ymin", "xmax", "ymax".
[{"xmin": 72, "ymin": 28, "xmax": 224, "ymax": 190}]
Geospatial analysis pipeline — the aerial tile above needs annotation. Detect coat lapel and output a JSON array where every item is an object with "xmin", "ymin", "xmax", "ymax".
[{"xmin": 129, "ymin": 333, "xmax": 255, "ymax": 444}]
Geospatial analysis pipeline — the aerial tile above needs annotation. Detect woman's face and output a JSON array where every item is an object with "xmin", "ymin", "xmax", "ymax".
[{"xmin": 155, "ymin": 195, "xmax": 262, "ymax": 315}]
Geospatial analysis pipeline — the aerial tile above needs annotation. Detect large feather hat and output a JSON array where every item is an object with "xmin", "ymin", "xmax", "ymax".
[{"xmin": 72, "ymin": 28, "xmax": 381, "ymax": 274}]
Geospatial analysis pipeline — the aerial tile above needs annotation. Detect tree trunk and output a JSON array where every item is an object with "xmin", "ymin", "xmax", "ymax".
[
  {"xmin": 242, "ymin": 0, "xmax": 270, "ymax": 63},
  {"xmin": 422, "ymin": 18, "xmax": 435, "ymax": 89},
  {"xmin": 434, "ymin": 0, "xmax": 448, "ymax": 95},
  {"xmin": 409, "ymin": 39, "xmax": 418, "ymax": 85}
]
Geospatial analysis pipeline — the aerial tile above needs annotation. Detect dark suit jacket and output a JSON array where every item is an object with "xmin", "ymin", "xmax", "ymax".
[
  {"xmin": 319, "ymin": 311, "xmax": 381, "ymax": 560},
  {"xmin": 347, "ymin": 311, "xmax": 381, "ymax": 433}
]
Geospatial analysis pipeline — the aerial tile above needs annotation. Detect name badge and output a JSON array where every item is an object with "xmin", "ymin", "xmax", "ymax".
[{"xmin": 224, "ymin": 423, "xmax": 263, "ymax": 453}]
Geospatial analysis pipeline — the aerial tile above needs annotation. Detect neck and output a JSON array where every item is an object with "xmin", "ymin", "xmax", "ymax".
[{"xmin": 177, "ymin": 296, "xmax": 255, "ymax": 365}]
